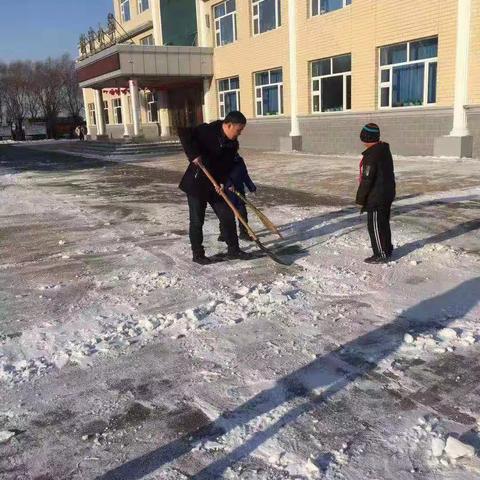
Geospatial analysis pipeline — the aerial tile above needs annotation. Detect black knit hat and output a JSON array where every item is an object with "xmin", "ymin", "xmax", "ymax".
[{"xmin": 360, "ymin": 123, "xmax": 380, "ymax": 143}]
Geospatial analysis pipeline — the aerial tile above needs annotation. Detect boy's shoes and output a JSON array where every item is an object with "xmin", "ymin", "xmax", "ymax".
[
  {"xmin": 217, "ymin": 234, "xmax": 225, "ymax": 242},
  {"xmin": 226, "ymin": 249, "xmax": 255, "ymax": 261},
  {"xmin": 238, "ymin": 231, "xmax": 251, "ymax": 241},
  {"xmin": 192, "ymin": 255, "xmax": 212, "ymax": 265},
  {"xmin": 364, "ymin": 255, "xmax": 392, "ymax": 264}
]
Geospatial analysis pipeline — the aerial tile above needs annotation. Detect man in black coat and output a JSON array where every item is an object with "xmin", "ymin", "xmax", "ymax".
[
  {"xmin": 356, "ymin": 123, "xmax": 396, "ymax": 263},
  {"xmin": 179, "ymin": 111, "xmax": 253, "ymax": 265}
]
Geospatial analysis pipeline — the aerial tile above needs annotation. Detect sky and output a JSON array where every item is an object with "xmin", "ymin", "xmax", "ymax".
[{"xmin": 0, "ymin": 0, "xmax": 112, "ymax": 62}]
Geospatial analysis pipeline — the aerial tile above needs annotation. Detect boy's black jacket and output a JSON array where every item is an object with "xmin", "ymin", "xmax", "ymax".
[
  {"xmin": 178, "ymin": 120, "xmax": 239, "ymax": 201},
  {"xmin": 356, "ymin": 142, "xmax": 396, "ymax": 209}
]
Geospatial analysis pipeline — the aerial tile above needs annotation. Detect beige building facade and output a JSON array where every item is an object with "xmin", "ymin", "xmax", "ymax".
[{"xmin": 77, "ymin": 0, "xmax": 480, "ymax": 157}]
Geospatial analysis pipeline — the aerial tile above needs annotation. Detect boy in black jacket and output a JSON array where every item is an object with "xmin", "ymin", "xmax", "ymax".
[
  {"xmin": 356, "ymin": 123, "xmax": 396, "ymax": 264},
  {"xmin": 219, "ymin": 155, "xmax": 257, "ymax": 242}
]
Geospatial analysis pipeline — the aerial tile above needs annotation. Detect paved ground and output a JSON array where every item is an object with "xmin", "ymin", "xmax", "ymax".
[{"xmin": 0, "ymin": 144, "xmax": 479, "ymax": 480}]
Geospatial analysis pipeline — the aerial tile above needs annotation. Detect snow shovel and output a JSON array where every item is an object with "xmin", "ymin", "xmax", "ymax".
[
  {"xmin": 197, "ymin": 163, "xmax": 290, "ymax": 266},
  {"xmin": 233, "ymin": 190, "xmax": 283, "ymax": 239}
]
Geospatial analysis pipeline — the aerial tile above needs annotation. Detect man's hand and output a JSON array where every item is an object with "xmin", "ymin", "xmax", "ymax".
[
  {"xmin": 215, "ymin": 183, "xmax": 225, "ymax": 195},
  {"xmin": 192, "ymin": 156, "xmax": 203, "ymax": 168}
]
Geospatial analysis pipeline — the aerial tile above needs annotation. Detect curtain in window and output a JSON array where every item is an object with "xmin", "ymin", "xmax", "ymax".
[
  {"xmin": 392, "ymin": 64, "xmax": 424, "ymax": 107},
  {"xmin": 262, "ymin": 86, "xmax": 279, "ymax": 114},
  {"xmin": 224, "ymin": 92, "xmax": 237, "ymax": 115},
  {"xmin": 428, "ymin": 63, "xmax": 437, "ymax": 103},
  {"xmin": 259, "ymin": 0, "xmax": 276, "ymax": 32},
  {"xmin": 220, "ymin": 15, "xmax": 234, "ymax": 44},
  {"xmin": 321, "ymin": 0, "xmax": 343, "ymax": 13}
]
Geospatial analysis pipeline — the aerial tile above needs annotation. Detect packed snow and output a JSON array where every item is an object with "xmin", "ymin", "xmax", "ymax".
[{"xmin": 0, "ymin": 145, "xmax": 479, "ymax": 479}]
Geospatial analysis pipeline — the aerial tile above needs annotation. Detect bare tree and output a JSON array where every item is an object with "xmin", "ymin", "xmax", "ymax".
[
  {"xmin": 0, "ymin": 61, "xmax": 31, "ymax": 140},
  {"xmin": 62, "ymin": 56, "xmax": 83, "ymax": 122},
  {"xmin": 32, "ymin": 57, "xmax": 67, "ymax": 138}
]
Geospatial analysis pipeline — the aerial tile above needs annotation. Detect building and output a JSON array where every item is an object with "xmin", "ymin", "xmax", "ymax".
[{"xmin": 77, "ymin": 0, "xmax": 479, "ymax": 157}]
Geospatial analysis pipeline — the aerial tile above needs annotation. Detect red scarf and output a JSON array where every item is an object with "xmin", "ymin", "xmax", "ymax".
[{"xmin": 358, "ymin": 157, "xmax": 364, "ymax": 183}]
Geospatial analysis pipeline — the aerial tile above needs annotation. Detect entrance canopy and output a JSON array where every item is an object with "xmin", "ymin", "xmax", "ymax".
[{"xmin": 76, "ymin": 44, "xmax": 213, "ymax": 90}]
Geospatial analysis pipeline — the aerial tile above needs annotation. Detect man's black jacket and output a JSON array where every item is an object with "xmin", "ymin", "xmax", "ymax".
[
  {"xmin": 178, "ymin": 120, "xmax": 239, "ymax": 201},
  {"xmin": 356, "ymin": 142, "xmax": 396, "ymax": 209}
]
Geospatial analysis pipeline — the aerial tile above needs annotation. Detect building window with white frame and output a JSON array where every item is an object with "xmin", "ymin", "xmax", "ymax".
[
  {"xmin": 218, "ymin": 76, "xmax": 240, "ymax": 118},
  {"xmin": 103, "ymin": 101, "xmax": 110, "ymax": 125},
  {"xmin": 140, "ymin": 34, "xmax": 154, "ymax": 45},
  {"xmin": 311, "ymin": 54, "xmax": 351, "ymax": 113},
  {"xmin": 252, "ymin": 0, "xmax": 281, "ymax": 35},
  {"xmin": 146, "ymin": 92, "xmax": 158, "ymax": 122},
  {"xmin": 138, "ymin": 0, "xmax": 149, "ymax": 13},
  {"xmin": 120, "ymin": 0, "xmax": 131, "ymax": 22},
  {"xmin": 214, "ymin": 0, "xmax": 237, "ymax": 47},
  {"xmin": 255, "ymin": 68, "xmax": 283, "ymax": 116},
  {"xmin": 88, "ymin": 103, "xmax": 96, "ymax": 126},
  {"xmin": 312, "ymin": 0, "xmax": 351, "ymax": 16},
  {"xmin": 112, "ymin": 98, "xmax": 123, "ymax": 124},
  {"xmin": 379, "ymin": 37, "xmax": 438, "ymax": 108}
]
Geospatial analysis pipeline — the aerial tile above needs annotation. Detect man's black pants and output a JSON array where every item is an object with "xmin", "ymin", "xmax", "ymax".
[
  {"xmin": 187, "ymin": 195, "xmax": 239, "ymax": 258},
  {"xmin": 367, "ymin": 205, "xmax": 393, "ymax": 259}
]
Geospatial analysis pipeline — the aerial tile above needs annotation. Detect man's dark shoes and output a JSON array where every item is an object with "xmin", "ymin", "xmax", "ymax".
[
  {"xmin": 192, "ymin": 255, "xmax": 212, "ymax": 265},
  {"xmin": 227, "ymin": 249, "xmax": 254, "ymax": 261}
]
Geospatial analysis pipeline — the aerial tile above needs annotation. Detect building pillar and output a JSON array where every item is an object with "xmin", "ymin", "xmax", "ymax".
[
  {"xmin": 120, "ymin": 92, "xmax": 130, "ymax": 138},
  {"xmin": 434, "ymin": 0, "xmax": 473, "ymax": 157},
  {"xmin": 82, "ymin": 88, "xmax": 92, "ymax": 140},
  {"xmin": 280, "ymin": 0, "xmax": 302, "ymax": 152},
  {"xmin": 129, "ymin": 79, "xmax": 143, "ymax": 138},
  {"xmin": 202, "ymin": 77, "xmax": 213, "ymax": 123},
  {"xmin": 196, "ymin": 0, "xmax": 210, "ymax": 47},
  {"xmin": 152, "ymin": 0, "xmax": 163, "ymax": 45},
  {"xmin": 158, "ymin": 90, "xmax": 171, "ymax": 137},
  {"xmin": 93, "ymin": 89, "xmax": 108, "ymax": 140}
]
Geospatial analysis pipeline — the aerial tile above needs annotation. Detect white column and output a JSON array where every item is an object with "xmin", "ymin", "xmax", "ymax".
[
  {"xmin": 288, "ymin": 0, "xmax": 300, "ymax": 137},
  {"xmin": 82, "ymin": 88, "xmax": 92, "ymax": 138},
  {"xmin": 93, "ymin": 89, "xmax": 106, "ymax": 137},
  {"xmin": 196, "ymin": 0, "xmax": 210, "ymax": 47},
  {"xmin": 450, "ymin": 0, "xmax": 472, "ymax": 137},
  {"xmin": 158, "ymin": 90, "xmax": 171, "ymax": 137},
  {"xmin": 120, "ymin": 92, "xmax": 130, "ymax": 137},
  {"xmin": 152, "ymin": 0, "xmax": 163, "ymax": 45},
  {"xmin": 129, "ymin": 79, "xmax": 142, "ymax": 137},
  {"xmin": 203, "ymin": 77, "xmax": 213, "ymax": 123}
]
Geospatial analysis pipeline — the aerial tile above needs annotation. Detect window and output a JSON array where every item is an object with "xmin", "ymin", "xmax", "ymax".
[
  {"xmin": 121, "ymin": 0, "xmax": 131, "ymax": 22},
  {"xmin": 138, "ymin": 0, "xmax": 149, "ymax": 13},
  {"xmin": 103, "ymin": 101, "xmax": 110, "ymax": 125},
  {"xmin": 311, "ymin": 54, "xmax": 351, "ymax": 113},
  {"xmin": 379, "ymin": 37, "xmax": 438, "ymax": 108},
  {"xmin": 112, "ymin": 98, "xmax": 123, "ymax": 124},
  {"xmin": 255, "ymin": 68, "xmax": 283, "ymax": 116},
  {"xmin": 312, "ymin": 0, "xmax": 351, "ymax": 16},
  {"xmin": 252, "ymin": 0, "xmax": 281, "ymax": 35},
  {"xmin": 218, "ymin": 76, "xmax": 240, "ymax": 118},
  {"xmin": 140, "ymin": 34, "xmax": 154, "ymax": 45},
  {"xmin": 146, "ymin": 92, "xmax": 158, "ymax": 122},
  {"xmin": 214, "ymin": 0, "xmax": 237, "ymax": 46},
  {"xmin": 88, "ymin": 103, "xmax": 96, "ymax": 126}
]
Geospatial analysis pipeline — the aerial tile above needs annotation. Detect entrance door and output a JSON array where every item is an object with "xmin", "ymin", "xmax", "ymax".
[{"xmin": 168, "ymin": 84, "xmax": 203, "ymax": 135}]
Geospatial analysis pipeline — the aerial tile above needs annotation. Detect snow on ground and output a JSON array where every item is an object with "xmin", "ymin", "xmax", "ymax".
[{"xmin": 0, "ymin": 145, "xmax": 479, "ymax": 479}]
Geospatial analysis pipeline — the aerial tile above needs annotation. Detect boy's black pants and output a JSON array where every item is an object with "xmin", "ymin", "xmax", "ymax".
[
  {"xmin": 367, "ymin": 204, "xmax": 393, "ymax": 259},
  {"xmin": 187, "ymin": 195, "xmax": 239, "ymax": 258}
]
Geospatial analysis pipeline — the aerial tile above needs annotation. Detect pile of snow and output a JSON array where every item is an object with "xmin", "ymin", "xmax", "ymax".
[
  {"xmin": 412, "ymin": 416, "xmax": 479, "ymax": 470},
  {"xmin": 402, "ymin": 327, "xmax": 478, "ymax": 354}
]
